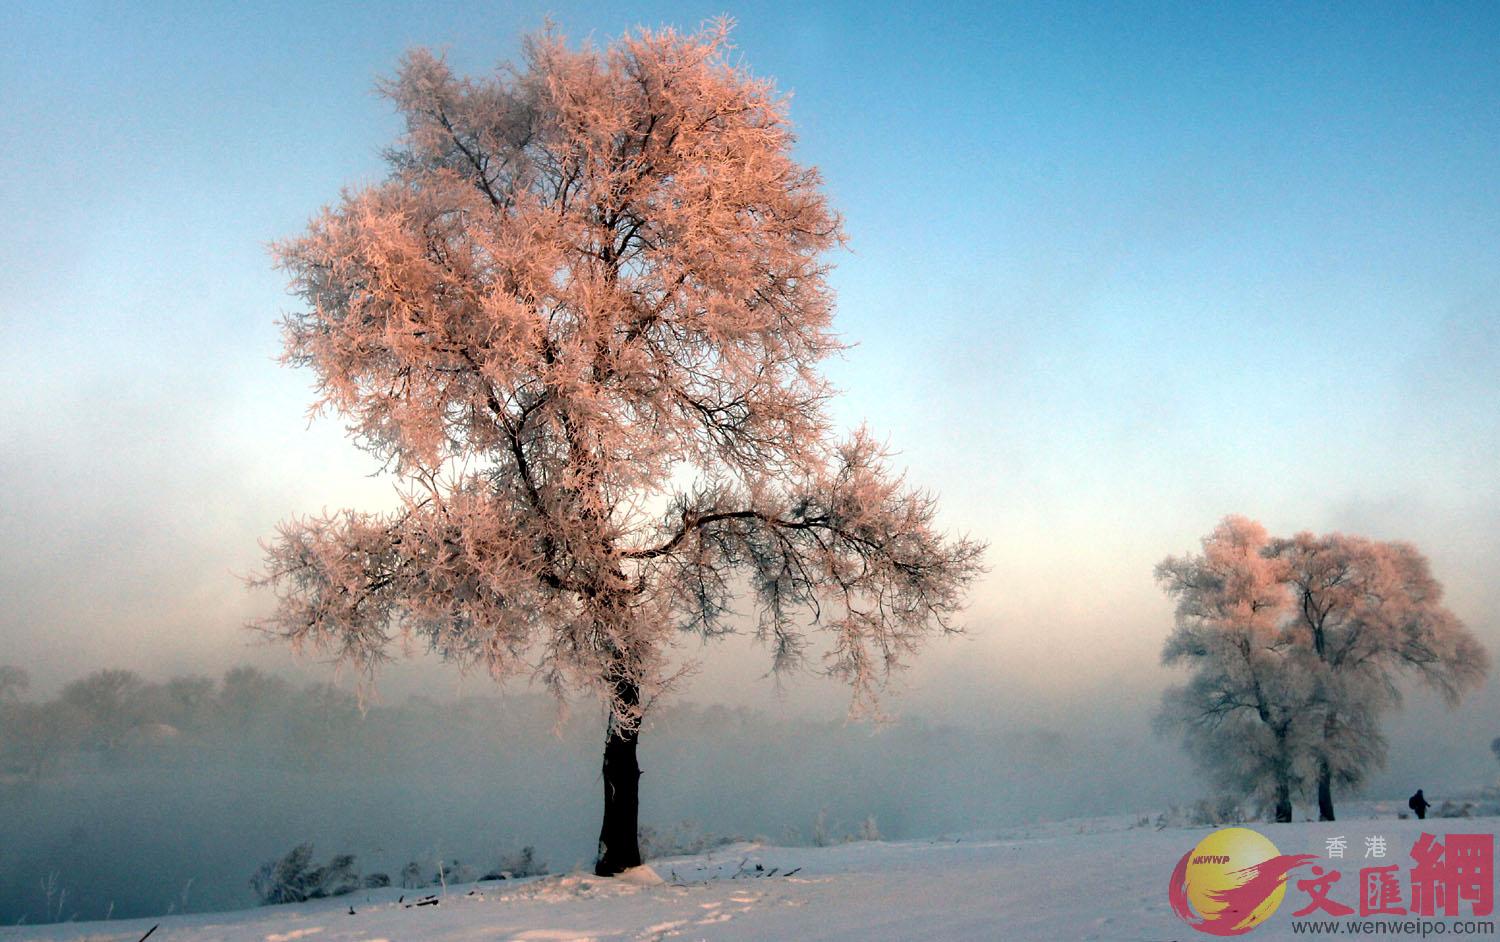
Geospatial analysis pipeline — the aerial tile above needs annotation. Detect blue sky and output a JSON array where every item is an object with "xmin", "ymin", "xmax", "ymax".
[{"xmin": 1, "ymin": 2, "xmax": 1497, "ymax": 734}]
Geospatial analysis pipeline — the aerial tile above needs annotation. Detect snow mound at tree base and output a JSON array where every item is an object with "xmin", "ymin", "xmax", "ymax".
[{"xmin": 613, "ymin": 865, "xmax": 664, "ymax": 886}]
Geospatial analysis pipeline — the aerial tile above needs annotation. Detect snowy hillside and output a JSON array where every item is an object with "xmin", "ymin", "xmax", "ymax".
[{"xmin": 4, "ymin": 804, "xmax": 1494, "ymax": 941}]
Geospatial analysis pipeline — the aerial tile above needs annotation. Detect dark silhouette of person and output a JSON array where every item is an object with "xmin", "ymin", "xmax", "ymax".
[{"xmin": 1408, "ymin": 789, "xmax": 1430, "ymax": 820}]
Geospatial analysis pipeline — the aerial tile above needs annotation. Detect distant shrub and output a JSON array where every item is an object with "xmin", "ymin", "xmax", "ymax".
[
  {"xmin": 1154, "ymin": 796, "xmax": 1245, "ymax": 829},
  {"xmin": 250, "ymin": 844, "xmax": 360, "ymax": 905},
  {"xmin": 362, "ymin": 872, "xmax": 390, "ymax": 889},
  {"xmin": 400, "ymin": 861, "xmax": 424, "ymax": 889},
  {"xmin": 1435, "ymin": 800, "xmax": 1474, "ymax": 818},
  {"xmin": 811, "ymin": 809, "xmax": 830, "ymax": 848},
  {"xmin": 432, "ymin": 859, "xmax": 475, "ymax": 887},
  {"xmin": 481, "ymin": 845, "xmax": 548, "ymax": 881},
  {"xmin": 639, "ymin": 821, "xmax": 737, "ymax": 860},
  {"xmin": 1192, "ymin": 795, "xmax": 1245, "ymax": 826},
  {"xmin": 784, "ymin": 809, "xmax": 887, "ymax": 847}
]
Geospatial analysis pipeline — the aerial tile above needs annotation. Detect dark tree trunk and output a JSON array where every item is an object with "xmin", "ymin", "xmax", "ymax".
[
  {"xmin": 594, "ymin": 675, "xmax": 643, "ymax": 877},
  {"xmin": 1274, "ymin": 778, "xmax": 1293, "ymax": 823},
  {"xmin": 1272, "ymin": 723, "xmax": 1293, "ymax": 822},
  {"xmin": 1316, "ymin": 759, "xmax": 1335, "ymax": 821},
  {"xmin": 1316, "ymin": 709, "xmax": 1338, "ymax": 821}
]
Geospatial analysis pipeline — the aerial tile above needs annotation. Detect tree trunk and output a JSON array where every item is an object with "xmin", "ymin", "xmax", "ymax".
[
  {"xmin": 1274, "ymin": 777, "xmax": 1293, "ymax": 823},
  {"xmin": 1316, "ymin": 708, "xmax": 1337, "ymax": 821},
  {"xmin": 1269, "ymin": 723, "xmax": 1294, "ymax": 822},
  {"xmin": 1316, "ymin": 758, "xmax": 1336, "ymax": 821},
  {"xmin": 594, "ymin": 675, "xmax": 643, "ymax": 877}
]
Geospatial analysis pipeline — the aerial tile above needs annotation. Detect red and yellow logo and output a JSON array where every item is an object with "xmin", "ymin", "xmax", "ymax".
[{"xmin": 1169, "ymin": 827, "xmax": 1317, "ymax": 936}]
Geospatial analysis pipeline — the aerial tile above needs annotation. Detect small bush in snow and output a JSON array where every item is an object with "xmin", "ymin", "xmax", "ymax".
[
  {"xmin": 481, "ymin": 845, "xmax": 548, "ymax": 880},
  {"xmin": 250, "ymin": 844, "xmax": 360, "ymax": 905},
  {"xmin": 1153, "ymin": 796, "xmax": 1245, "ymax": 830},
  {"xmin": 400, "ymin": 861, "xmax": 423, "ymax": 889},
  {"xmin": 432, "ymin": 859, "xmax": 475, "ymax": 887},
  {"xmin": 1191, "ymin": 796, "xmax": 1245, "ymax": 826},
  {"xmin": 362, "ymin": 872, "xmax": 390, "ymax": 889},
  {"xmin": 639, "ymin": 822, "xmax": 737, "ymax": 860},
  {"xmin": 811, "ymin": 808, "xmax": 830, "ymax": 848}
]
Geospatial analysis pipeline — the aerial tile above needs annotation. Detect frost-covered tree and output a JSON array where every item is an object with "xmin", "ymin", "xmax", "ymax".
[
  {"xmin": 253, "ymin": 24, "xmax": 983, "ymax": 876},
  {"xmin": 218, "ymin": 666, "xmax": 292, "ymax": 726},
  {"xmin": 59, "ymin": 669, "xmax": 151, "ymax": 752},
  {"xmin": 251, "ymin": 844, "xmax": 361, "ymax": 905},
  {"xmin": 0, "ymin": 702, "xmax": 81, "ymax": 780},
  {"xmin": 1157, "ymin": 517, "xmax": 1486, "ymax": 823},
  {"xmin": 161, "ymin": 675, "xmax": 219, "ymax": 733},
  {"xmin": 1268, "ymin": 531, "xmax": 1487, "ymax": 821},
  {"xmin": 1156, "ymin": 517, "xmax": 1315, "ymax": 822}
]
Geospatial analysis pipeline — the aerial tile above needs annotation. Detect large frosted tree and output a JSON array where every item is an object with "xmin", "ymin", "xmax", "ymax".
[
  {"xmin": 1267, "ymin": 531, "xmax": 1487, "ymax": 821},
  {"xmin": 253, "ymin": 24, "xmax": 983, "ymax": 876},
  {"xmin": 1157, "ymin": 516, "xmax": 1485, "ymax": 822}
]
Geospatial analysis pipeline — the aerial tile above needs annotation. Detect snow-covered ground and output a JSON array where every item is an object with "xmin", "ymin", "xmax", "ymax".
[{"xmin": 4, "ymin": 803, "xmax": 1495, "ymax": 941}]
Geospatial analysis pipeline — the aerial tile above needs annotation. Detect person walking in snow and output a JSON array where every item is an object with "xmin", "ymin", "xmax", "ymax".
[{"xmin": 1408, "ymin": 789, "xmax": 1431, "ymax": 820}]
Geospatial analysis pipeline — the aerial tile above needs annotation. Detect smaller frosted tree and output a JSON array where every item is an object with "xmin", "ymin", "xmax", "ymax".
[
  {"xmin": 1158, "ymin": 516, "xmax": 1487, "ymax": 822},
  {"xmin": 1156, "ymin": 517, "xmax": 1313, "ymax": 821}
]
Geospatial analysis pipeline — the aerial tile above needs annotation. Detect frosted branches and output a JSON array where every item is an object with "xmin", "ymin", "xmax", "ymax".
[
  {"xmin": 630, "ymin": 431, "xmax": 985, "ymax": 714},
  {"xmin": 255, "ymin": 23, "xmax": 983, "ymax": 724}
]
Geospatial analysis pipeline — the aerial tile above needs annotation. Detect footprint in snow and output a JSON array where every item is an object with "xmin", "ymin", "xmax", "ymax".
[{"xmin": 638, "ymin": 918, "xmax": 685, "ymax": 940}]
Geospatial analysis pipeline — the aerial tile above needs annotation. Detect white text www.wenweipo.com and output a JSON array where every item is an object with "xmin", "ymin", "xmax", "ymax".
[{"xmin": 1291, "ymin": 918, "xmax": 1496, "ymax": 936}]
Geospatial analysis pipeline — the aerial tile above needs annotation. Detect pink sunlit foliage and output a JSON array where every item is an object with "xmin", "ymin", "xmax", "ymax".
[
  {"xmin": 1267, "ymin": 530, "xmax": 1488, "ymax": 819},
  {"xmin": 251, "ymin": 23, "xmax": 984, "ymax": 873},
  {"xmin": 1156, "ymin": 516, "xmax": 1486, "ymax": 823},
  {"xmin": 1157, "ymin": 517, "xmax": 1317, "ymax": 822}
]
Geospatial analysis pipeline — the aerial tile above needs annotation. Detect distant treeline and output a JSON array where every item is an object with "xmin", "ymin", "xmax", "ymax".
[
  {"xmin": 0, "ymin": 662, "xmax": 1181, "ymax": 926},
  {"xmin": 0, "ymin": 663, "xmax": 576, "ymax": 781},
  {"xmin": 0, "ymin": 663, "xmax": 602, "ymax": 925}
]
